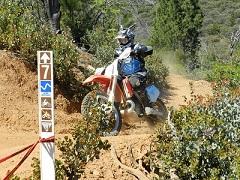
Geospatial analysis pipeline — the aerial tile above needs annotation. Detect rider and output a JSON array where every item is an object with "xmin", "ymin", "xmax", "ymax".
[
  {"xmin": 114, "ymin": 25, "xmax": 157, "ymax": 116},
  {"xmin": 115, "ymin": 25, "xmax": 153, "ymax": 84}
]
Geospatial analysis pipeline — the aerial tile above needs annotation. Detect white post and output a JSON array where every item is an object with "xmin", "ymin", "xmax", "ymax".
[{"xmin": 37, "ymin": 51, "xmax": 55, "ymax": 180}]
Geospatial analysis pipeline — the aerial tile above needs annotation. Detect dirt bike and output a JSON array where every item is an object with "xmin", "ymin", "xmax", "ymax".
[{"xmin": 81, "ymin": 47, "xmax": 168, "ymax": 136}]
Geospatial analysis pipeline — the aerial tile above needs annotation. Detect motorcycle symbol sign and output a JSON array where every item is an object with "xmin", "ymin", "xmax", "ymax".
[
  {"xmin": 41, "ymin": 109, "xmax": 52, "ymax": 120},
  {"xmin": 41, "ymin": 97, "xmax": 52, "ymax": 108}
]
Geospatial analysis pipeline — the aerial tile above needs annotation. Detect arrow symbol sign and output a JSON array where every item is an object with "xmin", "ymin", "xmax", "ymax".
[{"xmin": 40, "ymin": 52, "xmax": 51, "ymax": 64}]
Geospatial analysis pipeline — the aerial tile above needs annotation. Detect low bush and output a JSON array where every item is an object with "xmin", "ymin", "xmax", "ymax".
[
  {"xmin": 55, "ymin": 123, "xmax": 110, "ymax": 179},
  {"xmin": 145, "ymin": 51, "xmax": 169, "ymax": 88},
  {"xmin": 30, "ymin": 116, "xmax": 110, "ymax": 179},
  {"xmin": 149, "ymin": 90, "xmax": 240, "ymax": 179},
  {"xmin": 84, "ymin": 27, "xmax": 118, "ymax": 67},
  {"xmin": 30, "ymin": 158, "xmax": 65, "ymax": 180},
  {"xmin": 207, "ymin": 63, "xmax": 240, "ymax": 90}
]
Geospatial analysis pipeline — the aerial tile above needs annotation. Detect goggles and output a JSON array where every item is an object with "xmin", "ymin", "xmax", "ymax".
[{"xmin": 117, "ymin": 37, "xmax": 128, "ymax": 45}]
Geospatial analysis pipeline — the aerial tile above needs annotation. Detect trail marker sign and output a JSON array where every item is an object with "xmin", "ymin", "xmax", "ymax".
[{"xmin": 37, "ymin": 51, "xmax": 55, "ymax": 179}]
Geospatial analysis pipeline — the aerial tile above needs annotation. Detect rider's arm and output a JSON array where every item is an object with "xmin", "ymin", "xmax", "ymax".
[
  {"xmin": 114, "ymin": 47, "xmax": 123, "ymax": 58},
  {"xmin": 133, "ymin": 44, "xmax": 153, "ymax": 58}
]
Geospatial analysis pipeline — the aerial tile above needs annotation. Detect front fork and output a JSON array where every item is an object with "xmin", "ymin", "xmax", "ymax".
[{"xmin": 108, "ymin": 75, "xmax": 118, "ymax": 107}]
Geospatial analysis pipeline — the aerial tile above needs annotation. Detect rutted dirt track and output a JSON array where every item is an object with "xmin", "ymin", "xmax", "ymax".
[{"xmin": 0, "ymin": 51, "xmax": 212, "ymax": 179}]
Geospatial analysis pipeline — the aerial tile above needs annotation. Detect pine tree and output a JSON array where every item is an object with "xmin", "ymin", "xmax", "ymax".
[
  {"xmin": 151, "ymin": 0, "xmax": 180, "ymax": 49},
  {"xmin": 60, "ymin": 0, "xmax": 123, "ymax": 44},
  {"xmin": 60, "ymin": 0, "xmax": 96, "ymax": 43},
  {"xmin": 151, "ymin": 0, "xmax": 203, "ymax": 69}
]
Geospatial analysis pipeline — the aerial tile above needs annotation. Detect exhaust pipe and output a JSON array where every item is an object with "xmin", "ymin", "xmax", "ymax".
[
  {"xmin": 126, "ymin": 100, "xmax": 135, "ymax": 113},
  {"xmin": 120, "ymin": 100, "xmax": 135, "ymax": 115}
]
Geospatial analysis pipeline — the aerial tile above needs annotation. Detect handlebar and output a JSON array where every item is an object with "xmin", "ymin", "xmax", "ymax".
[
  {"xmin": 120, "ymin": 24, "xmax": 136, "ymax": 31},
  {"xmin": 128, "ymin": 24, "xmax": 136, "ymax": 30}
]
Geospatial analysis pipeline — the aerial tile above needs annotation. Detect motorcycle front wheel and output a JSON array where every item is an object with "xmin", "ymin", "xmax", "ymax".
[{"xmin": 81, "ymin": 90, "xmax": 122, "ymax": 136}]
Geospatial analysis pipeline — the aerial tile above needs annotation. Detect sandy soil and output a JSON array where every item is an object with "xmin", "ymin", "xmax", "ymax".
[
  {"xmin": 0, "ymin": 51, "xmax": 212, "ymax": 179},
  {"xmin": 164, "ymin": 74, "xmax": 212, "ymax": 108}
]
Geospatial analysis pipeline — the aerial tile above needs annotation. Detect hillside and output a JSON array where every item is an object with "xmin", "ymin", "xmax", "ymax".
[
  {"xmin": 200, "ymin": 0, "xmax": 240, "ymax": 37},
  {"xmin": 199, "ymin": 0, "xmax": 240, "ymax": 60},
  {"xmin": 1, "ymin": 0, "xmax": 240, "ymax": 178},
  {"xmin": 0, "ymin": 51, "xmax": 82, "ymax": 178},
  {"xmin": 0, "ymin": 50, "xmax": 212, "ymax": 178}
]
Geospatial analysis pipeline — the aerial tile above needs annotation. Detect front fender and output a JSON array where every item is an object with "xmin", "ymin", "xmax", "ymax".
[
  {"xmin": 83, "ymin": 75, "xmax": 111, "ymax": 86},
  {"xmin": 83, "ymin": 75, "xmax": 124, "ymax": 103}
]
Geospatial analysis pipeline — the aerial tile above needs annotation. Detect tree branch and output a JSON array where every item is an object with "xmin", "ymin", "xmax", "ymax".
[{"xmin": 111, "ymin": 145, "xmax": 150, "ymax": 180}]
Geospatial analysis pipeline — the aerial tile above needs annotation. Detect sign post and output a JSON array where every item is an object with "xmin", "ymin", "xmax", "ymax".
[{"xmin": 37, "ymin": 51, "xmax": 55, "ymax": 179}]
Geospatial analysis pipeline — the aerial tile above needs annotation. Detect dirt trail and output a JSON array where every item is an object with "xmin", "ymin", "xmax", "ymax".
[
  {"xmin": 82, "ymin": 73, "xmax": 213, "ymax": 180},
  {"xmin": 165, "ymin": 73, "xmax": 212, "ymax": 108},
  {"xmin": 0, "ymin": 51, "xmax": 212, "ymax": 179}
]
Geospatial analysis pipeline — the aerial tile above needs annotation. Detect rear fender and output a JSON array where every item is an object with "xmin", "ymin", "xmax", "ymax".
[{"xmin": 83, "ymin": 75, "xmax": 124, "ymax": 102}]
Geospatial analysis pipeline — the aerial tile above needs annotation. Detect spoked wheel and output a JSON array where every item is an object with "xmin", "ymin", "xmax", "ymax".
[{"xmin": 81, "ymin": 90, "xmax": 122, "ymax": 136}]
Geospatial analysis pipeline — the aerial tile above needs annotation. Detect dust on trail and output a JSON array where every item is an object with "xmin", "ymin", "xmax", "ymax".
[
  {"xmin": 0, "ymin": 50, "xmax": 212, "ymax": 179},
  {"xmin": 165, "ymin": 73, "xmax": 212, "ymax": 108},
  {"xmin": 161, "ymin": 50, "xmax": 212, "ymax": 108}
]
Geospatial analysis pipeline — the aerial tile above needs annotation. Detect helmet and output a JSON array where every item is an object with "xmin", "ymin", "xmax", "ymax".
[{"xmin": 116, "ymin": 25, "xmax": 135, "ymax": 45}]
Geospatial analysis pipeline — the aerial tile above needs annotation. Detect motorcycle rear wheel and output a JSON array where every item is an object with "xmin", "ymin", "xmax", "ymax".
[{"xmin": 81, "ymin": 90, "xmax": 122, "ymax": 136}]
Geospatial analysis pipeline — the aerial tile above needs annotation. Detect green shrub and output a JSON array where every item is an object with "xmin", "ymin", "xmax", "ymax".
[
  {"xmin": 149, "ymin": 90, "xmax": 240, "ymax": 179},
  {"xmin": 153, "ymin": 109, "xmax": 239, "ymax": 179},
  {"xmin": 30, "ymin": 117, "xmax": 110, "ymax": 179},
  {"xmin": 194, "ymin": 92, "xmax": 240, "ymax": 145},
  {"xmin": 84, "ymin": 27, "xmax": 118, "ymax": 67},
  {"xmin": 30, "ymin": 157, "xmax": 65, "ymax": 180},
  {"xmin": 145, "ymin": 51, "xmax": 169, "ymax": 88},
  {"xmin": 56, "ymin": 122, "xmax": 110, "ymax": 179},
  {"xmin": 207, "ymin": 63, "xmax": 240, "ymax": 89},
  {"xmin": 206, "ymin": 23, "xmax": 221, "ymax": 35}
]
